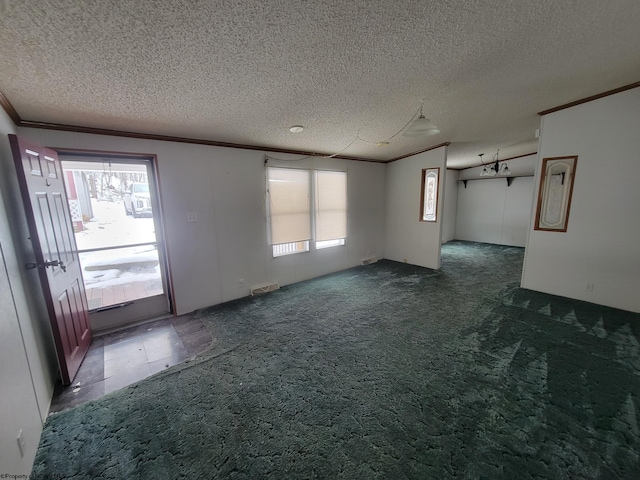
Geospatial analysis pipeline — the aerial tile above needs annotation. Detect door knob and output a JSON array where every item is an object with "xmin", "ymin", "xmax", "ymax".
[{"xmin": 26, "ymin": 259, "xmax": 66, "ymax": 272}]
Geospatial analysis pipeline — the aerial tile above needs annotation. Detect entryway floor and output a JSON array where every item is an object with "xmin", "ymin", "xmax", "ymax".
[{"xmin": 49, "ymin": 314, "xmax": 212, "ymax": 414}]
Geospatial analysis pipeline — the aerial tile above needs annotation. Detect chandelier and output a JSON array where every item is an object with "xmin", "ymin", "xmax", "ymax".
[{"xmin": 479, "ymin": 150, "xmax": 510, "ymax": 176}]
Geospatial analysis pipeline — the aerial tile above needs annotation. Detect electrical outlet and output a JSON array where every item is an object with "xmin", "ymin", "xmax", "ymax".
[
  {"xmin": 586, "ymin": 283, "xmax": 595, "ymax": 292},
  {"xmin": 17, "ymin": 429, "xmax": 26, "ymax": 457},
  {"xmin": 186, "ymin": 212, "xmax": 198, "ymax": 223},
  {"xmin": 238, "ymin": 278, "xmax": 245, "ymax": 286},
  {"xmin": 403, "ymin": 258, "xmax": 408, "ymax": 263}
]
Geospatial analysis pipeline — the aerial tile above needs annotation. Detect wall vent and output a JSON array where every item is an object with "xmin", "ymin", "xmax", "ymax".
[
  {"xmin": 361, "ymin": 257, "xmax": 377, "ymax": 266},
  {"xmin": 250, "ymin": 282, "xmax": 280, "ymax": 296}
]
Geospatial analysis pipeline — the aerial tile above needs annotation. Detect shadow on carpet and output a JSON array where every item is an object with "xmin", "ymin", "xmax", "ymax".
[{"xmin": 32, "ymin": 244, "xmax": 640, "ymax": 479}]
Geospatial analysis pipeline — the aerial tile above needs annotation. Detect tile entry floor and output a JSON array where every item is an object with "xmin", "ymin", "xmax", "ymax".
[{"xmin": 49, "ymin": 314, "xmax": 212, "ymax": 414}]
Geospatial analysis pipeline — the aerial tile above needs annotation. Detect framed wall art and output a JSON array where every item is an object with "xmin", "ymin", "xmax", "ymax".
[
  {"xmin": 534, "ymin": 156, "xmax": 578, "ymax": 232},
  {"xmin": 420, "ymin": 167, "xmax": 439, "ymax": 222}
]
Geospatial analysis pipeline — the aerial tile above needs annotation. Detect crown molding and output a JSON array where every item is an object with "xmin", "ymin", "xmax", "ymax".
[
  {"xmin": 18, "ymin": 119, "xmax": 386, "ymax": 163},
  {"xmin": 0, "ymin": 91, "xmax": 22, "ymax": 125},
  {"xmin": 385, "ymin": 142, "xmax": 451, "ymax": 163},
  {"xmin": 1, "ymin": 90, "xmax": 451, "ymax": 164},
  {"xmin": 538, "ymin": 80, "xmax": 640, "ymax": 116}
]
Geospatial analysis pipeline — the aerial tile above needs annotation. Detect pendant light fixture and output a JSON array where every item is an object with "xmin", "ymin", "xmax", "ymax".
[{"xmin": 402, "ymin": 103, "xmax": 440, "ymax": 138}]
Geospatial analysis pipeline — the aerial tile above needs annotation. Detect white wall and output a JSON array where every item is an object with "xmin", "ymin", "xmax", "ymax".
[
  {"xmin": 384, "ymin": 147, "xmax": 446, "ymax": 269},
  {"xmin": 17, "ymin": 128, "xmax": 387, "ymax": 317},
  {"xmin": 0, "ymin": 110, "xmax": 54, "ymax": 476},
  {"xmin": 522, "ymin": 87, "xmax": 640, "ymax": 313},
  {"xmin": 442, "ymin": 169, "xmax": 458, "ymax": 243},
  {"xmin": 455, "ymin": 176, "xmax": 534, "ymax": 247}
]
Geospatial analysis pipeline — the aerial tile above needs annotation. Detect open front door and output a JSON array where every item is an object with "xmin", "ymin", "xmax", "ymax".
[{"xmin": 9, "ymin": 135, "xmax": 92, "ymax": 385}]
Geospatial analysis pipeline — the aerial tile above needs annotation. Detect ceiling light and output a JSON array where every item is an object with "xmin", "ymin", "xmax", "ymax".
[
  {"xmin": 289, "ymin": 125, "xmax": 304, "ymax": 133},
  {"xmin": 402, "ymin": 105, "xmax": 440, "ymax": 138},
  {"xmin": 376, "ymin": 141, "xmax": 390, "ymax": 147},
  {"xmin": 479, "ymin": 150, "xmax": 510, "ymax": 177}
]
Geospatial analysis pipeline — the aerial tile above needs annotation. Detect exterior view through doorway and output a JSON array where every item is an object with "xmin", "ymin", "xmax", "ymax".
[{"xmin": 59, "ymin": 151, "xmax": 173, "ymax": 331}]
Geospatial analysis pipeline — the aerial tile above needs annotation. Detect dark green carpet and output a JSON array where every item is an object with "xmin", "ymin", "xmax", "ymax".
[{"xmin": 33, "ymin": 241, "xmax": 640, "ymax": 479}]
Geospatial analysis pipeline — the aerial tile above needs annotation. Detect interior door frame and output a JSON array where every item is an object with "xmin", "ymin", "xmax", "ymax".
[{"xmin": 54, "ymin": 147, "xmax": 176, "ymax": 330}]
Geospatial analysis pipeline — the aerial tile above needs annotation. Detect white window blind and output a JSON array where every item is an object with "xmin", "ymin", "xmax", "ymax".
[
  {"xmin": 267, "ymin": 167, "xmax": 311, "ymax": 245},
  {"xmin": 315, "ymin": 170, "xmax": 347, "ymax": 242}
]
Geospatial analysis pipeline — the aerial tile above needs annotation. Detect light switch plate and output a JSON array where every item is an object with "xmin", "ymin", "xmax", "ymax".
[{"xmin": 186, "ymin": 212, "xmax": 198, "ymax": 223}]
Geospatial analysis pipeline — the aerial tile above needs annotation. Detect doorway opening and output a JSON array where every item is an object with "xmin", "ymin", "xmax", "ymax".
[{"xmin": 59, "ymin": 151, "xmax": 173, "ymax": 331}]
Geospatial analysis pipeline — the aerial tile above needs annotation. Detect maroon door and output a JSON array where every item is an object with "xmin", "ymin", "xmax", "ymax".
[{"xmin": 9, "ymin": 134, "xmax": 92, "ymax": 385}]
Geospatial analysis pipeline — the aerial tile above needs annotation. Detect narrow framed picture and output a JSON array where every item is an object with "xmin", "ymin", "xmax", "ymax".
[
  {"xmin": 420, "ymin": 167, "xmax": 439, "ymax": 222},
  {"xmin": 534, "ymin": 156, "xmax": 578, "ymax": 232}
]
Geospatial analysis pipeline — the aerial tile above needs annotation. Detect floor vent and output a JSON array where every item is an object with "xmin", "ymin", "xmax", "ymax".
[
  {"xmin": 361, "ymin": 257, "xmax": 377, "ymax": 266},
  {"xmin": 250, "ymin": 282, "xmax": 280, "ymax": 296}
]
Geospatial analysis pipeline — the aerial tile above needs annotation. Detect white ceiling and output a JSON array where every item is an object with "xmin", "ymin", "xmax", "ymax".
[{"xmin": 1, "ymin": 1, "xmax": 639, "ymax": 168}]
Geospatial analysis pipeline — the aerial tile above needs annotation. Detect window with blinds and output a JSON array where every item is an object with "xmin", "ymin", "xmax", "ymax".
[
  {"xmin": 267, "ymin": 167, "xmax": 347, "ymax": 257},
  {"xmin": 314, "ymin": 170, "xmax": 347, "ymax": 248},
  {"xmin": 267, "ymin": 167, "xmax": 311, "ymax": 256}
]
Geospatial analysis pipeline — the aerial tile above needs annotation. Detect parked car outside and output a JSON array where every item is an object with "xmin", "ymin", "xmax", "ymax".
[{"xmin": 123, "ymin": 183, "xmax": 152, "ymax": 218}]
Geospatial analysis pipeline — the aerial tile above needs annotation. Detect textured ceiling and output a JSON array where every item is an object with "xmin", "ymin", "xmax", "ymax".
[{"xmin": 1, "ymin": 0, "xmax": 639, "ymax": 168}]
